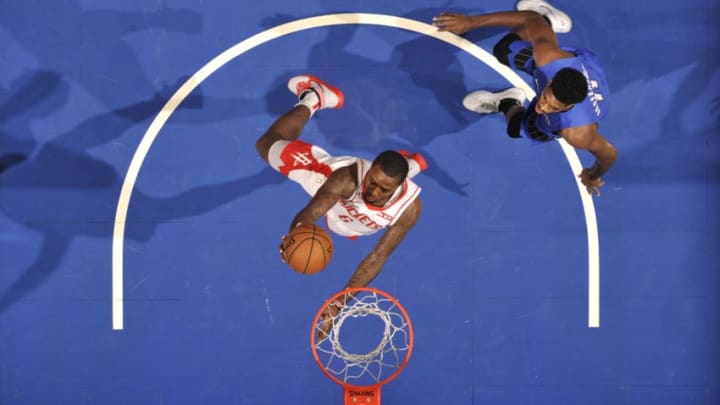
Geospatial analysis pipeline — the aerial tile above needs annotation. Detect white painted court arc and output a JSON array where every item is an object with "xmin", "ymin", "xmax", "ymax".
[{"xmin": 111, "ymin": 13, "xmax": 600, "ymax": 330}]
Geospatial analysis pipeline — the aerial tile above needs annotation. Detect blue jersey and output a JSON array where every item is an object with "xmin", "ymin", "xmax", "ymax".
[{"xmin": 517, "ymin": 48, "xmax": 610, "ymax": 141}]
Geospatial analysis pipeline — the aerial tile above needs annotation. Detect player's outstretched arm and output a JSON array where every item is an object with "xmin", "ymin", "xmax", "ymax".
[
  {"xmin": 433, "ymin": 10, "xmax": 548, "ymax": 35},
  {"xmin": 289, "ymin": 167, "xmax": 355, "ymax": 230},
  {"xmin": 560, "ymin": 124, "xmax": 618, "ymax": 196},
  {"xmin": 344, "ymin": 198, "xmax": 422, "ymax": 288},
  {"xmin": 432, "ymin": 10, "xmax": 537, "ymax": 35},
  {"xmin": 432, "ymin": 10, "xmax": 566, "ymax": 66}
]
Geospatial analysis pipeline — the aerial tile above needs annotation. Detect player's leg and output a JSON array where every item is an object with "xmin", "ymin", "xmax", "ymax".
[
  {"xmin": 256, "ymin": 74, "xmax": 344, "ymax": 162},
  {"xmin": 255, "ymin": 106, "xmax": 312, "ymax": 163},
  {"xmin": 398, "ymin": 150, "xmax": 428, "ymax": 179},
  {"xmin": 492, "ymin": 1, "xmax": 572, "ymax": 74}
]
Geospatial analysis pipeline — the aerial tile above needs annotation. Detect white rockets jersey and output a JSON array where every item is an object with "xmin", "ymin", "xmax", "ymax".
[
  {"xmin": 267, "ymin": 140, "xmax": 422, "ymax": 238},
  {"xmin": 326, "ymin": 158, "xmax": 421, "ymax": 238}
]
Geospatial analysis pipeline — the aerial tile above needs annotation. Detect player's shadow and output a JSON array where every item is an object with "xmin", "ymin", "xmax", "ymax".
[
  {"xmin": 0, "ymin": 154, "xmax": 26, "ymax": 174},
  {"xmin": 563, "ymin": 5, "xmax": 720, "ymax": 184},
  {"xmin": 0, "ymin": 70, "xmax": 283, "ymax": 314},
  {"xmin": 563, "ymin": 4, "xmax": 710, "ymax": 102},
  {"xmin": 607, "ymin": 62, "xmax": 720, "ymax": 184},
  {"xmin": 713, "ymin": 96, "xmax": 720, "ymax": 126},
  {"xmin": 2, "ymin": 1, "xmax": 203, "ymax": 109},
  {"xmin": 261, "ymin": 9, "xmax": 479, "ymax": 196}
]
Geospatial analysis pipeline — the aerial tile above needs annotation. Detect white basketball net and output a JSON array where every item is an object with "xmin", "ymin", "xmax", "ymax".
[{"xmin": 313, "ymin": 290, "xmax": 412, "ymax": 386}]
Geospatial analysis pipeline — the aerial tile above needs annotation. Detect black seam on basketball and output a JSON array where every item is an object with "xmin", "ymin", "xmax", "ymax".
[
  {"xmin": 305, "ymin": 225, "xmax": 317, "ymax": 273},
  {"xmin": 286, "ymin": 225, "xmax": 331, "ymax": 274},
  {"xmin": 321, "ymin": 241, "xmax": 328, "ymax": 266},
  {"xmin": 289, "ymin": 231, "xmax": 320, "ymax": 235},
  {"xmin": 289, "ymin": 238, "xmax": 316, "ymax": 273}
]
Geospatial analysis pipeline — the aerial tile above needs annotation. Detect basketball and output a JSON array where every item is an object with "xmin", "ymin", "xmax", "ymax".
[{"xmin": 282, "ymin": 224, "xmax": 333, "ymax": 274}]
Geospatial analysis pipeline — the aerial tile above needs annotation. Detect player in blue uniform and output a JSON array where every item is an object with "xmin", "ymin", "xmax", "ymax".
[{"xmin": 433, "ymin": 0, "xmax": 617, "ymax": 196}]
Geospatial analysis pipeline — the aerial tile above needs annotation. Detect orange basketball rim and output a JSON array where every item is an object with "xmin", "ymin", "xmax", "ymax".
[{"xmin": 310, "ymin": 287, "xmax": 414, "ymax": 405}]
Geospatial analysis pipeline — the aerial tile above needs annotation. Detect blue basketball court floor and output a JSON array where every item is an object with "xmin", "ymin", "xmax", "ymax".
[{"xmin": 1, "ymin": 1, "xmax": 718, "ymax": 404}]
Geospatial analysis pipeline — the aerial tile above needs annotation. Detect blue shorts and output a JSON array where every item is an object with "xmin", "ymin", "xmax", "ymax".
[{"xmin": 493, "ymin": 33, "xmax": 535, "ymax": 76}]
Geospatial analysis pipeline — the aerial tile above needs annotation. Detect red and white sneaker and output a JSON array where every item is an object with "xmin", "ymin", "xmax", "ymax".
[
  {"xmin": 288, "ymin": 74, "xmax": 344, "ymax": 114},
  {"xmin": 398, "ymin": 150, "xmax": 428, "ymax": 179}
]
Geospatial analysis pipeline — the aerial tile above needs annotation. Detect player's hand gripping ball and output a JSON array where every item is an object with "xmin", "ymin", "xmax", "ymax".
[{"xmin": 280, "ymin": 224, "xmax": 333, "ymax": 274}]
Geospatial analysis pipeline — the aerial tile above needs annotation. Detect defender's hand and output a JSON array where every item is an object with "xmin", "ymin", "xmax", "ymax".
[
  {"xmin": 432, "ymin": 12, "xmax": 474, "ymax": 35},
  {"xmin": 579, "ymin": 169, "xmax": 605, "ymax": 196}
]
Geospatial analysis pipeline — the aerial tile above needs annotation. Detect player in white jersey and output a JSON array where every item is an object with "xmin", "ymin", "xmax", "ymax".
[{"xmin": 255, "ymin": 74, "xmax": 426, "ymax": 290}]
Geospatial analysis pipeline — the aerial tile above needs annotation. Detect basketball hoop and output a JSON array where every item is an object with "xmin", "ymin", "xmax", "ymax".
[{"xmin": 310, "ymin": 287, "xmax": 414, "ymax": 405}]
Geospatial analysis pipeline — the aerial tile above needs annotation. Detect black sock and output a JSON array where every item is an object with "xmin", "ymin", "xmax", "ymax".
[
  {"xmin": 502, "ymin": 103, "xmax": 525, "ymax": 138},
  {"xmin": 498, "ymin": 98, "xmax": 520, "ymax": 114},
  {"xmin": 300, "ymin": 88, "xmax": 320, "ymax": 101}
]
